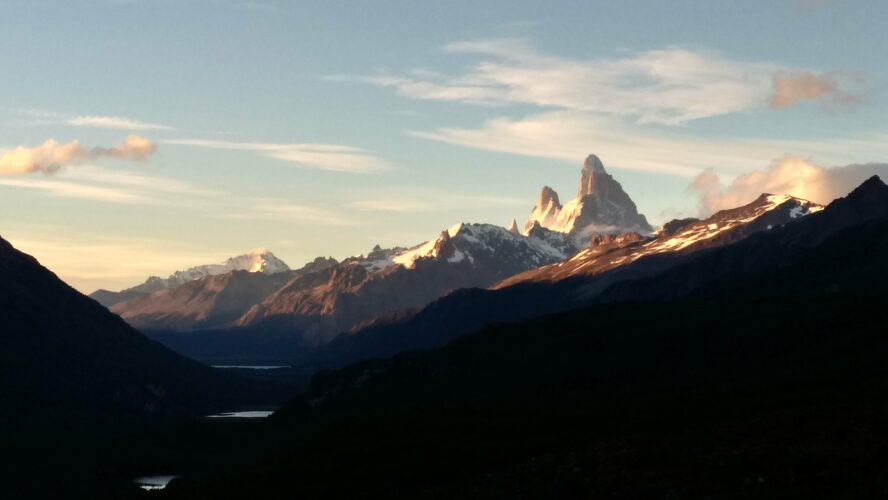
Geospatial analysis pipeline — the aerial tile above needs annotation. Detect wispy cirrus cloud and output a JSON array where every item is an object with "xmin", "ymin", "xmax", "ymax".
[
  {"xmin": 0, "ymin": 135, "xmax": 157, "ymax": 175},
  {"xmin": 235, "ymin": 200, "xmax": 349, "ymax": 226},
  {"xmin": 410, "ymin": 110, "xmax": 888, "ymax": 178},
  {"xmin": 13, "ymin": 108, "xmax": 174, "ymax": 131},
  {"xmin": 67, "ymin": 115, "xmax": 174, "ymax": 131},
  {"xmin": 0, "ymin": 164, "xmax": 221, "ymax": 206},
  {"xmin": 63, "ymin": 165, "xmax": 223, "ymax": 198},
  {"xmin": 0, "ymin": 161, "xmax": 349, "ymax": 226},
  {"xmin": 165, "ymin": 138, "xmax": 391, "ymax": 174},
  {"xmin": 337, "ymin": 38, "xmax": 858, "ymax": 125},
  {"xmin": 0, "ymin": 177, "xmax": 147, "ymax": 203},
  {"xmin": 348, "ymin": 199, "xmax": 434, "ymax": 213}
]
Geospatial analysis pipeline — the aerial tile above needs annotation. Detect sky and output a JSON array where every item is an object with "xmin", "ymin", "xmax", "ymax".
[{"xmin": 1, "ymin": 0, "xmax": 887, "ymax": 292}]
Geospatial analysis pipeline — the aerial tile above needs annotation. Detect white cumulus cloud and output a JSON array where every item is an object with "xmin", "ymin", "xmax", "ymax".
[
  {"xmin": 0, "ymin": 135, "xmax": 157, "ymax": 175},
  {"xmin": 688, "ymin": 157, "xmax": 888, "ymax": 215},
  {"xmin": 770, "ymin": 71, "xmax": 856, "ymax": 109}
]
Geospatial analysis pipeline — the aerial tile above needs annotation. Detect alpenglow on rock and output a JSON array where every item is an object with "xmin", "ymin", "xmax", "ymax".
[
  {"xmin": 90, "ymin": 248, "xmax": 291, "ymax": 307},
  {"xmin": 524, "ymin": 155, "xmax": 653, "ymax": 245},
  {"xmin": 143, "ymin": 248, "xmax": 290, "ymax": 289}
]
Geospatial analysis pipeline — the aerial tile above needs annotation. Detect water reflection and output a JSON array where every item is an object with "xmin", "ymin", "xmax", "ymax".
[
  {"xmin": 206, "ymin": 410, "xmax": 274, "ymax": 418},
  {"xmin": 134, "ymin": 475, "xmax": 180, "ymax": 491},
  {"xmin": 212, "ymin": 365, "xmax": 290, "ymax": 370}
]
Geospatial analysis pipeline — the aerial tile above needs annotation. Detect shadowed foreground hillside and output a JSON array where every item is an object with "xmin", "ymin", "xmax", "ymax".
[
  {"xmin": 0, "ymin": 235, "xmax": 293, "ymax": 497},
  {"xmin": 156, "ymin": 293, "xmax": 888, "ymax": 499}
]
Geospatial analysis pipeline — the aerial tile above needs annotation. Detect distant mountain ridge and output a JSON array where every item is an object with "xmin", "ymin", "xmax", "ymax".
[
  {"xmin": 233, "ymin": 222, "xmax": 576, "ymax": 339},
  {"xmin": 141, "ymin": 222, "xmax": 580, "ymax": 361},
  {"xmin": 109, "ymin": 270, "xmax": 295, "ymax": 330},
  {"xmin": 90, "ymin": 248, "xmax": 292, "ymax": 307},
  {"xmin": 111, "ymin": 217, "xmax": 579, "ymax": 337},
  {"xmin": 107, "ymin": 256, "xmax": 337, "ymax": 331}
]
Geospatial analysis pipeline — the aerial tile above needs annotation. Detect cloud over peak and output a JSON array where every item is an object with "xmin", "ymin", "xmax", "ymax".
[
  {"xmin": 0, "ymin": 135, "xmax": 157, "ymax": 175},
  {"xmin": 688, "ymin": 157, "xmax": 888, "ymax": 216}
]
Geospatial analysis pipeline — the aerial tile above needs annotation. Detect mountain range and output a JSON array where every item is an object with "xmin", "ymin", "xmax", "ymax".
[
  {"xmin": 306, "ymin": 185, "xmax": 833, "ymax": 369},
  {"xmin": 74, "ymin": 159, "xmax": 885, "ymax": 373},
  {"xmin": 91, "ymin": 247, "xmax": 292, "ymax": 307},
  {"xmin": 97, "ymin": 158, "xmax": 634, "ymax": 351},
  {"xmin": 116, "ymin": 154, "xmax": 859, "ymax": 372},
  {"xmin": 93, "ymin": 155, "xmax": 638, "ymax": 340}
]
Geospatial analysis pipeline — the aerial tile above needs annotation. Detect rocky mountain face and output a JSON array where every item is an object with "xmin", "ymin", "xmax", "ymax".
[
  {"xmin": 597, "ymin": 176, "xmax": 888, "ymax": 303},
  {"xmin": 111, "ymin": 221, "xmax": 573, "ymax": 344},
  {"xmin": 524, "ymin": 155, "xmax": 653, "ymax": 243},
  {"xmin": 139, "ymin": 222, "xmax": 578, "ymax": 362},
  {"xmin": 235, "ymin": 223, "xmax": 575, "ymax": 342},
  {"xmin": 108, "ymin": 256, "xmax": 337, "ymax": 331},
  {"xmin": 500, "ymin": 192, "xmax": 822, "ymax": 288},
  {"xmin": 109, "ymin": 270, "xmax": 295, "ymax": 330},
  {"xmin": 89, "ymin": 248, "xmax": 293, "ymax": 307},
  {"xmin": 0, "ymin": 235, "xmax": 261, "ymax": 432}
]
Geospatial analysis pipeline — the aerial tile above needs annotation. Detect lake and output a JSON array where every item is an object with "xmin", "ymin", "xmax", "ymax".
[
  {"xmin": 134, "ymin": 475, "xmax": 180, "ymax": 491},
  {"xmin": 212, "ymin": 365, "xmax": 291, "ymax": 370},
  {"xmin": 206, "ymin": 410, "xmax": 275, "ymax": 418}
]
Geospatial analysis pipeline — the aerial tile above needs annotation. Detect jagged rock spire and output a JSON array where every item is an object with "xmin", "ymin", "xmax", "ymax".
[
  {"xmin": 537, "ymin": 186, "xmax": 561, "ymax": 211},
  {"xmin": 507, "ymin": 219, "xmax": 521, "ymax": 235},
  {"xmin": 524, "ymin": 154, "xmax": 654, "ymax": 244},
  {"xmin": 577, "ymin": 154, "xmax": 606, "ymax": 199},
  {"xmin": 431, "ymin": 229, "xmax": 456, "ymax": 260}
]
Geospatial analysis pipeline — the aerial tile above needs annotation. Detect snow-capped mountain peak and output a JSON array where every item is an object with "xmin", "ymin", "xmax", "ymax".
[
  {"xmin": 390, "ymin": 222, "xmax": 575, "ymax": 271},
  {"xmin": 222, "ymin": 248, "xmax": 290, "ymax": 274},
  {"xmin": 112, "ymin": 248, "xmax": 291, "ymax": 296},
  {"xmin": 524, "ymin": 154, "xmax": 653, "ymax": 243}
]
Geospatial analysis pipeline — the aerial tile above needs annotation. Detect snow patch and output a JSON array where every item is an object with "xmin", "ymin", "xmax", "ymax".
[{"xmin": 392, "ymin": 222, "xmax": 571, "ymax": 270}]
